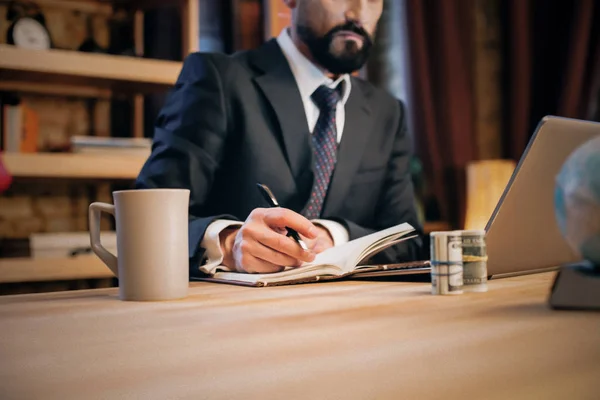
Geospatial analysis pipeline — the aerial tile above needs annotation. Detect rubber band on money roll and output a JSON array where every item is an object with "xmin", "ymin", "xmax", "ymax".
[
  {"xmin": 430, "ymin": 269, "xmax": 463, "ymax": 277},
  {"xmin": 430, "ymin": 260, "xmax": 463, "ymax": 266}
]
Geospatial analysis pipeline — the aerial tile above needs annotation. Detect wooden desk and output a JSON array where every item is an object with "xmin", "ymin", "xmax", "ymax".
[{"xmin": 0, "ymin": 272, "xmax": 598, "ymax": 399}]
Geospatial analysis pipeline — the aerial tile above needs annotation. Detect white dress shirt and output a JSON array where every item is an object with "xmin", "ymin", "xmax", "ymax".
[{"xmin": 198, "ymin": 28, "xmax": 351, "ymax": 274}]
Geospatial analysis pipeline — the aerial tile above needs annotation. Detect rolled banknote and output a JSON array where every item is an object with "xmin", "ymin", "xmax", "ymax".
[
  {"xmin": 430, "ymin": 231, "xmax": 463, "ymax": 295},
  {"xmin": 458, "ymin": 230, "xmax": 488, "ymax": 292}
]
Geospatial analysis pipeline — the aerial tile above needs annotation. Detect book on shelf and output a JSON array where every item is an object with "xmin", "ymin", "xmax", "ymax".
[
  {"xmin": 194, "ymin": 222, "xmax": 430, "ymax": 287},
  {"xmin": 1, "ymin": 95, "xmax": 39, "ymax": 153},
  {"xmin": 69, "ymin": 136, "xmax": 151, "ymax": 157}
]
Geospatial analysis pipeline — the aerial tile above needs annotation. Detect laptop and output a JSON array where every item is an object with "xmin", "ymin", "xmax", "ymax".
[{"xmin": 485, "ymin": 116, "xmax": 600, "ymax": 279}]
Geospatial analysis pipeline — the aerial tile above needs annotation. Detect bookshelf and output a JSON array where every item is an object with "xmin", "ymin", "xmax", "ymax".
[{"xmin": 0, "ymin": 0, "xmax": 198, "ymax": 288}]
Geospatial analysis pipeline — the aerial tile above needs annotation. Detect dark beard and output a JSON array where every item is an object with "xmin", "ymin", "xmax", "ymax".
[{"xmin": 297, "ymin": 21, "xmax": 373, "ymax": 75}]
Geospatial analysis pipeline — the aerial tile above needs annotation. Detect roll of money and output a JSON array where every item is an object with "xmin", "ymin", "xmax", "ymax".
[
  {"xmin": 457, "ymin": 230, "xmax": 488, "ymax": 292},
  {"xmin": 430, "ymin": 231, "xmax": 463, "ymax": 295}
]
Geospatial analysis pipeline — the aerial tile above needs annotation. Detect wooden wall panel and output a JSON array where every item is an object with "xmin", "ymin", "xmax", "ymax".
[
  {"xmin": 0, "ymin": 180, "xmax": 91, "ymax": 239},
  {"xmin": 264, "ymin": 0, "xmax": 291, "ymax": 39},
  {"xmin": 233, "ymin": 0, "xmax": 262, "ymax": 51}
]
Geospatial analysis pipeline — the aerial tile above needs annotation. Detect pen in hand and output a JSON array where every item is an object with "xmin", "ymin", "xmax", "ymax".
[{"xmin": 256, "ymin": 183, "xmax": 309, "ymax": 252}]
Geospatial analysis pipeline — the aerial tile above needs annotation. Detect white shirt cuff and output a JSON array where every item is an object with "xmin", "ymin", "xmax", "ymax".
[
  {"xmin": 199, "ymin": 219, "xmax": 243, "ymax": 274},
  {"xmin": 311, "ymin": 219, "xmax": 349, "ymax": 247}
]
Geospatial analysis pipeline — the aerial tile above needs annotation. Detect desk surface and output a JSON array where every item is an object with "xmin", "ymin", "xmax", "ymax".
[{"xmin": 1, "ymin": 272, "xmax": 599, "ymax": 400}]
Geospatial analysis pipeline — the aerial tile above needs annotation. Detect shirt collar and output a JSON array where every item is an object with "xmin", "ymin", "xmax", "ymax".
[{"xmin": 276, "ymin": 27, "xmax": 351, "ymax": 107}]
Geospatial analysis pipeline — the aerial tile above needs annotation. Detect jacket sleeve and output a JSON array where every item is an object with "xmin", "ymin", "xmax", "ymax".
[
  {"xmin": 330, "ymin": 99, "xmax": 426, "ymax": 263},
  {"xmin": 134, "ymin": 53, "xmax": 239, "ymax": 272}
]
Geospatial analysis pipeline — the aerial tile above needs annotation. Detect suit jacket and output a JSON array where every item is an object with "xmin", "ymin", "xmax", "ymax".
[{"xmin": 135, "ymin": 38, "xmax": 425, "ymax": 275}]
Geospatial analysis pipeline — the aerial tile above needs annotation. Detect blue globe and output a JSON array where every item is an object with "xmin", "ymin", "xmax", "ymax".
[{"xmin": 554, "ymin": 135, "xmax": 600, "ymax": 265}]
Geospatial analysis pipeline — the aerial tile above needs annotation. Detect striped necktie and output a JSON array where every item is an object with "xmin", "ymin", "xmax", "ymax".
[{"xmin": 302, "ymin": 84, "xmax": 341, "ymax": 219}]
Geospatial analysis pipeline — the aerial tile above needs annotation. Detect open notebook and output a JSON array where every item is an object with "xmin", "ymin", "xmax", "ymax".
[{"xmin": 194, "ymin": 222, "xmax": 430, "ymax": 287}]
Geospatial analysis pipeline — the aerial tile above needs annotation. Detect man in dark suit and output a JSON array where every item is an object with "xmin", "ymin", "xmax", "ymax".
[{"xmin": 135, "ymin": 0, "xmax": 424, "ymax": 276}]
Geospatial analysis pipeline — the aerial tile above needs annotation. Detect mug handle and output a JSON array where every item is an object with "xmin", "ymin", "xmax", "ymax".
[{"xmin": 89, "ymin": 202, "xmax": 118, "ymax": 277}]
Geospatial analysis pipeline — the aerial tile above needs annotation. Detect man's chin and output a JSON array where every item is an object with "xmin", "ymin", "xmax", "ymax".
[
  {"xmin": 331, "ymin": 37, "xmax": 364, "ymax": 53},
  {"xmin": 333, "ymin": 33, "xmax": 365, "ymax": 47}
]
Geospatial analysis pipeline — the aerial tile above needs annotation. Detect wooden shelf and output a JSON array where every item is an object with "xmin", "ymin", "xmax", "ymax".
[
  {"xmin": 0, "ymin": 45, "xmax": 182, "ymax": 93},
  {"xmin": 0, "ymin": 255, "xmax": 114, "ymax": 283},
  {"xmin": 2, "ymin": 152, "xmax": 147, "ymax": 180}
]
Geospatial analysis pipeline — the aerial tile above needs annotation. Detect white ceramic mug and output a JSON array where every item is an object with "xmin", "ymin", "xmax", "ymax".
[{"xmin": 89, "ymin": 189, "xmax": 190, "ymax": 301}]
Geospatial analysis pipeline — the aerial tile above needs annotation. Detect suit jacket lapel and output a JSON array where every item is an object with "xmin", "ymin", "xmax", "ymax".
[
  {"xmin": 248, "ymin": 41, "xmax": 374, "ymax": 217},
  {"xmin": 321, "ymin": 80, "xmax": 373, "ymax": 217},
  {"xmin": 250, "ymin": 40, "xmax": 312, "ymax": 187}
]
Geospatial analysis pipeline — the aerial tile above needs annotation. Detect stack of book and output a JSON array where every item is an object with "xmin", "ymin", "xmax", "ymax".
[
  {"xmin": 30, "ymin": 231, "xmax": 117, "ymax": 259},
  {"xmin": 70, "ymin": 136, "xmax": 151, "ymax": 157}
]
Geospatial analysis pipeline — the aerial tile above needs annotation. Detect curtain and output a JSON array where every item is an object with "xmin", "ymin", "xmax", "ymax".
[
  {"xmin": 404, "ymin": 0, "xmax": 600, "ymax": 228},
  {"xmin": 404, "ymin": 0, "xmax": 477, "ymax": 229},
  {"xmin": 504, "ymin": 0, "xmax": 600, "ymax": 160}
]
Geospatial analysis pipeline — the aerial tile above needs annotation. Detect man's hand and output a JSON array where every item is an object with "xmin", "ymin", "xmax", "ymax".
[
  {"xmin": 219, "ymin": 208, "xmax": 319, "ymax": 274},
  {"xmin": 301, "ymin": 225, "xmax": 334, "ymax": 253}
]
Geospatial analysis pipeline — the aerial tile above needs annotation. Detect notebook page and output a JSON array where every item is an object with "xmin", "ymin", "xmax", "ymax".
[
  {"xmin": 355, "ymin": 233, "xmax": 417, "ymax": 263},
  {"xmin": 307, "ymin": 222, "xmax": 415, "ymax": 273}
]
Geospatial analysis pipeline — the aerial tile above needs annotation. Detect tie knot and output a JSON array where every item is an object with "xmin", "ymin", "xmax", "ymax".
[{"xmin": 311, "ymin": 84, "xmax": 341, "ymax": 111}]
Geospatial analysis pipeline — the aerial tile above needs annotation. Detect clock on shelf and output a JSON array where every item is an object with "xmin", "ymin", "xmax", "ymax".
[{"xmin": 6, "ymin": 0, "xmax": 52, "ymax": 50}]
